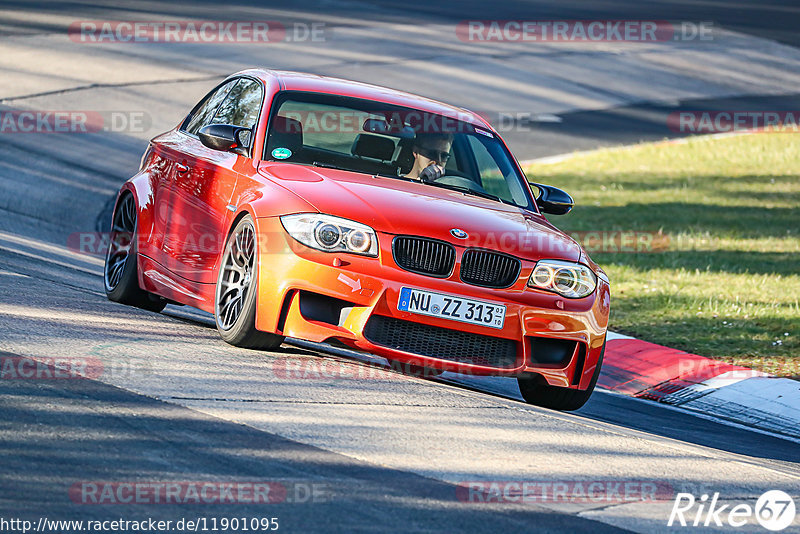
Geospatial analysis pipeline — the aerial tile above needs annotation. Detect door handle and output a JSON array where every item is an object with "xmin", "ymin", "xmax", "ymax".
[{"xmin": 176, "ymin": 163, "xmax": 189, "ymax": 174}]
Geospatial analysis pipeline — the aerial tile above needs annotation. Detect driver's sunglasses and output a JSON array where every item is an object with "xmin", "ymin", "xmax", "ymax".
[{"xmin": 417, "ymin": 147, "xmax": 451, "ymax": 163}]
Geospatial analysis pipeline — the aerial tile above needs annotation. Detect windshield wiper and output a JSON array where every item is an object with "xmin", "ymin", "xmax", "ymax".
[
  {"xmin": 311, "ymin": 163, "xmax": 411, "ymax": 182},
  {"xmin": 422, "ymin": 181, "xmax": 516, "ymax": 206},
  {"xmin": 311, "ymin": 161, "xmax": 356, "ymax": 172},
  {"xmin": 376, "ymin": 173, "xmax": 414, "ymax": 182},
  {"xmin": 311, "ymin": 162, "xmax": 403, "ymax": 181}
]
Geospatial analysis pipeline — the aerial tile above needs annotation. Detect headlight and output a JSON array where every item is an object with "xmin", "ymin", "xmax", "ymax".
[
  {"xmin": 280, "ymin": 214, "xmax": 379, "ymax": 256},
  {"xmin": 528, "ymin": 259, "xmax": 597, "ymax": 298}
]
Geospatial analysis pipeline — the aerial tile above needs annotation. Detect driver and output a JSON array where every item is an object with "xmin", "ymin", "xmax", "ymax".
[{"xmin": 405, "ymin": 132, "xmax": 453, "ymax": 182}]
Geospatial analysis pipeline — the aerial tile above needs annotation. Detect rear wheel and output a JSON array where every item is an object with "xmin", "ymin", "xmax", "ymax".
[
  {"xmin": 104, "ymin": 193, "xmax": 166, "ymax": 313},
  {"xmin": 517, "ymin": 339, "xmax": 605, "ymax": 411},
  {"xmin": 214, "ymin": 215, "xmax": 284, "ymax": 350}
]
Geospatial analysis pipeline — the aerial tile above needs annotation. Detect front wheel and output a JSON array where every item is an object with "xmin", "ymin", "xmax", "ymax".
[
  {"xmin": 517, "ymin": 338, "xmax": 605, "ymax": 411},
  {"xmin": 214, "ymin": 215, "xmax": 284, "ymax": 350}
]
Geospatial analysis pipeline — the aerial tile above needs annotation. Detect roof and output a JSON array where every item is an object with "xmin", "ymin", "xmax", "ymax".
[{"xmin": 236, "ymin": 69, "xmax": 492, "ymax": 129}]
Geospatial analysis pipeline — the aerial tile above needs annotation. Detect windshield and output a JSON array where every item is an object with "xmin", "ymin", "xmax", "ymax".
[{"xmin": 264, "ymin": 91, "xmax": 534, "ymax": 210}]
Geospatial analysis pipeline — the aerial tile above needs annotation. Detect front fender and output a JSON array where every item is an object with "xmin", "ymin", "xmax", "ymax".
[
  {"xmin": 120, "ymin": 171, "xmax": 160, "ymax": 262},
  {"xmin": 226, "ymin": 176, "xmax": 316, "ymax": 334}
]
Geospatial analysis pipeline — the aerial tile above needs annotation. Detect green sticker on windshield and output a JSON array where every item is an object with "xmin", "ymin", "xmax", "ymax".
[{"xmin": 272, "ymin": 147, "xmax": 292, "ymax": 160}]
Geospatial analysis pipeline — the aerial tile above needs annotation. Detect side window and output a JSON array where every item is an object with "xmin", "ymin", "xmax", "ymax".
[
  {"xmin": 211, "ymin": 79, "xmax": 263, "ymax": 129},
  {"xmin": 183, "ymin": 79, "xmax": 237, "ymax": 135},
  {"xmin": 468, "ymin": 136, "xmax": 503, "ymax": 177},
  {"xmin": 466, "ymin": 135, "xmax": 529, "ymax": 206}
]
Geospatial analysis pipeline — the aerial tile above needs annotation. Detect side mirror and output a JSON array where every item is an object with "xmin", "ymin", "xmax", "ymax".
[
  {"xmin": 198, "ymin": 124, "xmax": 251, "ymax": 156},
  {"xmin": 530, "ymin": 182, "xmax": 574, "ymax": 215}
]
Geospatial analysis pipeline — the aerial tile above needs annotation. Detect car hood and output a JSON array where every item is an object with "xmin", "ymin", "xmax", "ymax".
[{"xmin": 258, "ymin": 162, "xmax": 582, "ymax": 262}]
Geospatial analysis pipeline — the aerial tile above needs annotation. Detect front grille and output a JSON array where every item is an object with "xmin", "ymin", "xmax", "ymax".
[
  {"xmin": 364, "ymin": 315, "xmax": 518, "ymax": 368},
  {"xmin": 460, "ymin": 249, "xmax": 521, "ymax": 288},
  {"xmin": 392, "ymin": 236, "xmax": 455, "ymax": 277}
]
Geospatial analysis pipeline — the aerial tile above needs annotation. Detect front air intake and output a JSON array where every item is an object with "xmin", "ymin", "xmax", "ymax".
[{"xmin": 364, "ymin": 315, "xmax": 518, "ymax": 368}]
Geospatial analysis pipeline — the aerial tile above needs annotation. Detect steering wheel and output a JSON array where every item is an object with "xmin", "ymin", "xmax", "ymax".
[{"xmin": 431, "ymin": 172, "xmax": 489, "ymax": 194}]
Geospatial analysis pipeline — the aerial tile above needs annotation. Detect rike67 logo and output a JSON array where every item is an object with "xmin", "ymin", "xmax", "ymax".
[{"xmin": 668, "ymin": 490, "xmax": 797, "ymax": 531}]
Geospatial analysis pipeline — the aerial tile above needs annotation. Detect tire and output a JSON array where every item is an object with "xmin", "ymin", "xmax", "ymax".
[
  {"xmin": 214, "ymin": 215, "xmax": 284, "ymax": 350},
  {"xmin": 104, "ymin": 193, "xmax": 167, "ymax": 313},
  {"xmin": 517, "ymin": 338, "xmax": 605, "ymax": 411}
]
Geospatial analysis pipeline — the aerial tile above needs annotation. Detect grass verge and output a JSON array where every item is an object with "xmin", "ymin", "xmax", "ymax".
[{"xmin": 524, "ymin": 133, "xmax": 799, "ymax": 377}]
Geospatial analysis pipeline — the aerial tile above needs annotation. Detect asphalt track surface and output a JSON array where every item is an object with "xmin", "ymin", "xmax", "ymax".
[{"xmin": 0, "ymin": 1, "xmax": 799, "ymax": 533}]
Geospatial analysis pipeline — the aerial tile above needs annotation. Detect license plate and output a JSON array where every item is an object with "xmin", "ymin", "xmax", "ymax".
[{"xmin": 397, "ymin": 287, "xmax": 506, "ymax": 329}]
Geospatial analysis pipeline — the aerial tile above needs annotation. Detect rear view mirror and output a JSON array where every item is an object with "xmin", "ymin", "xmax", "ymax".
[
  {"xmin": 362, "ymin": 118, "xmax": 415, "ymax": 138},
  {"xmin": 530, "ymin": 182, "xmax": 574, "ymax": 215},
  {"xmin": 198, "ymin": 124, "xmax": 251, "ymax": 156}
]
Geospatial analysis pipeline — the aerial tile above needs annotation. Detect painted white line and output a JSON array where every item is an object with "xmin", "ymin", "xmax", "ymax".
[
  {"xmin": 0, "ymin": 269, "xmax": 29, "ymax": 278},
  {"xmin": 698, "ymin": 369, "xmax": 769, "ymax": 389},
  {"xmin": 595, "ymin": 388, "xmax": 800, "ymax": 445},
  {"xmin": 0, "ymin": 230, "xmax": 104, "ymax": 267},
  {"xmin": 680, "ymin": 377, "xmax": 800, "ymax": 439},
  {"xmin": 606, "ymin": 331, "xmax": 634, "ymax": 341},
  {"xmin": 0, "ymin": 243, "xmax": 102, "ymax": 277},
  {"xmin": 531, "ymin": 113, "xmax": 562, "ymax": 123}
]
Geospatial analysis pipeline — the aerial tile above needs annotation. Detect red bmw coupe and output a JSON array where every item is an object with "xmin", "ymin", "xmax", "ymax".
[{"xmin": 104, "ymin": 69, "xmax": 610, "ymax": 410}]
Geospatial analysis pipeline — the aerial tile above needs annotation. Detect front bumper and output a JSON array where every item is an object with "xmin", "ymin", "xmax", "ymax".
[{"xmin": 254, "ymin": 217, "xmax": 610, "ymax": 389}]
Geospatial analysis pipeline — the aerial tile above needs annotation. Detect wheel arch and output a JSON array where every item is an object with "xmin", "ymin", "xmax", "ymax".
[
  {"xmin": 225, "ymin": 184, "xmax": 316, "ymax": 336},
  {"xmin": 112, "ymin": 172, "xmax": 157, "ymax": 280}
]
